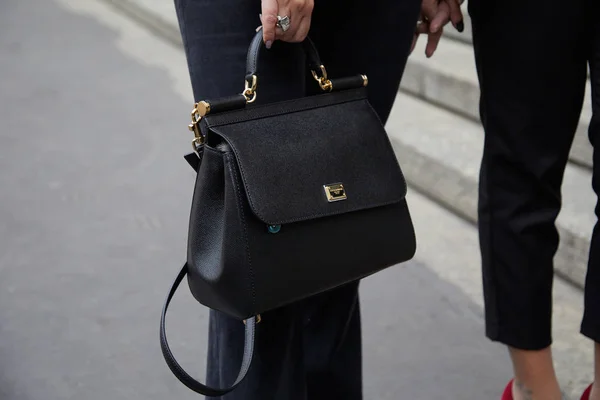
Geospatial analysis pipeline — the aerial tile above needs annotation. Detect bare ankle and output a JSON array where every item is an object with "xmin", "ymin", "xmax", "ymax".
[
  {"xmin": 595, "ymin": 342, "xmax": 600, "ymax": 390},
  {"xmin": 512, "ymin": 379, "xmax": 562, "ymax": 400},
  {"xmin": 590, "ymin": 383, "xmax": 600, "ymax": 400},
  {"xmin": 512, "ymin": 379, "xmax": 533, "ymax": 400},
  {"xmin": 508, "ymin": 346, "xmax": 562, "ymax": 400},
  {"xmin": 593, "ymin": 342, "xmax": 600, "ymax": 400}
]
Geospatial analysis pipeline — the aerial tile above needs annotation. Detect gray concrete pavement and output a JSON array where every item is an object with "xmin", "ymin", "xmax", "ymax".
[{"xmin": 0, "ymin": 0, "xmax": 592, "ymax": 399}]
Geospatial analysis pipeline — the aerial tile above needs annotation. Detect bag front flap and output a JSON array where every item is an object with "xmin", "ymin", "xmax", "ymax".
[{"xmin": 207, "ymin": 90, "xmax": 407, "ymax": 226}]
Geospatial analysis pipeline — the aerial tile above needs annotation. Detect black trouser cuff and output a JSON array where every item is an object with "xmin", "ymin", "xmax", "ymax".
[
  {"xmin": 581, "ymin": 315, "xmax": 600, "ymax": 344},
  {"xmin": 486, "ymin": 323, "xmax": 552, "ymax": 351}
]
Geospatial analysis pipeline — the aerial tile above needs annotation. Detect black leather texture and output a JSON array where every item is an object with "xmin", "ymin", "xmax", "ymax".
[
  {"xmin": 207, "ymin": 94, "xmax": 247, "ymax": 114},
  {"xmin": 184, "ymin": 150, "xmax": 201, "ymax": 172},
  {"xmin": 186, "ymin": 86, "xmax": 416, "ymax": 320},
  {"xmin": 161, "ymin": 31, "xmax": 417, "ymax": 397},
  {"xmin": 209, "ymin": 92, "xmax": 406, "ymax": 225},
  {"xmin": 331, "ymin": 75, "xmax": 366, "ymax": 92}
]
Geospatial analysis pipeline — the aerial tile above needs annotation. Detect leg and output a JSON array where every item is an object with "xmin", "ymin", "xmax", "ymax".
[
  {"xmin": 469, "ymin": 0, "xmax": 588, "ymax": 397},
  {"xmin": 302, "ymin": 282, "xmax": 363, "ymax": 400},
  {"xmin": 594, "ymin": 342, "xmax": 600, "ymax": 400},
  {"xmin": 173, "ymin": 2, "xmax": 311, "ymax": 399},
  {"xmin": 309, "ymin": 0, "xmax": 421, "ymax": 122},
  {"xmin": 206, "ymin": 284, "xmax": 365, "ymax": 400},
  {"xmin": 207, "ymin": 282, "xmax": 364, "ymax": 400},
  {"xmin": 206, "ymin": 306, "xmax": 307, "ymax": 400},
  {"xmin": 582, "ymin": 1, "xmax": 600, "ymax": 397},
  {"xmin": 301, "ymin": 0, "xmax": 420, "ymax": 398},
  {"xmin": 175, "ymin": 0, "xmax": 420, "ymax": 397}
]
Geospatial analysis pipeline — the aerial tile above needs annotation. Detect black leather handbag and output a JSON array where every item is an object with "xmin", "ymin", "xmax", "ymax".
[{"xmin": 160, "ymin": 30, "xmax": 417, "ymax": 397}]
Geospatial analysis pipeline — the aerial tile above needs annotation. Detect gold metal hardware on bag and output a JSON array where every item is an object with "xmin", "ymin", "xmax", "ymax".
[
  {"xmin": 243, "ymin": 75, "xmax": 258, "ymax": 103},
  {"xmin": 311, "ymin": 65, "xmax": 332, "ymax": 92},
  {"xmin": 324, "ymin": 183, "xmax": 347, "ymax": 202},
  {"xmin": 243, "ymin": 314, "xmax": 262, "ymax": 324},
  {"xmin": 361, "ymin": 74, "xmax": 369, "ymax": 87},
  {"xmin": 188, "ymin": 100, "xmax": 210, "ymax": 150}
]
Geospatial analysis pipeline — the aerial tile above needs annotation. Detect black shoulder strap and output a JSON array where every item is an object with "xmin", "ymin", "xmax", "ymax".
[{"xmin": 159, "ymin": 264, "xmax": 256, "ymax": 397}]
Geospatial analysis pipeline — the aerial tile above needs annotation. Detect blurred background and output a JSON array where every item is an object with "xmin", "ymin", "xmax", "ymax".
[{"xmin": 0, "ymin": 0, "xmax": 595, "ymax": 399}]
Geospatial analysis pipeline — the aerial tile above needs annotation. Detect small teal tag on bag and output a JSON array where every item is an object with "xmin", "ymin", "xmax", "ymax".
[{"xmin": 267, "ymin": 224, "xmax": 281, "ymax": 234}]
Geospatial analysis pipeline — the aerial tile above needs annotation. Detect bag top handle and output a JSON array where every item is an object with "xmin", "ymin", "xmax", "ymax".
[
  {"xmin": 245, "ymin": 29, "xmax": 322, "ymax": 80},
  {"xmin": 185, "ymin": 30, "xmax": 369, "ymax": 150},
  {"xmin": 243, "ymin": 29, "xmax": 331, "ymax": 103}
]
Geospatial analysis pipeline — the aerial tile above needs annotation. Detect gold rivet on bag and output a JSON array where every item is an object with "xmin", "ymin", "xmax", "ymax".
[{"xmin": 243, "ymin": 315, "xmax": 262, "ymax": 325}]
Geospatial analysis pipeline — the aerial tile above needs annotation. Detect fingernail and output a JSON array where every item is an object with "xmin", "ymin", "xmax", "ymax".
[
  {"xmin": 456, "ymin": 20, "xmax": 464, "ymax": 33},
  {"xmin": 266, "ymin": 40, "xmax": 272, "ymax": 49}
]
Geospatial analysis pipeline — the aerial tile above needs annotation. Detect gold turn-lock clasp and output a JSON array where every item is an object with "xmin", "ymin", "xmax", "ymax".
[
  {"xmin": 311, "ymin": 64, "xmax": 333, "ymax": 92},
  {"xmin": 324, "ymin": 183, "xmax": 347, "ymax": 202},
  {"xmin": 188, "ymin": 100, "xmax": 210, "ymax": 150}
]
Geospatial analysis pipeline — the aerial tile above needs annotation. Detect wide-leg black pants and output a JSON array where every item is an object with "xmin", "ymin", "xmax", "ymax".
[
  {"xmin": 173, "ymin": 0, "xmax": 420, "ymax": 398},
  {"xmin": 470, "ymin": 0, "xmax": 600, "ymax": 349}
]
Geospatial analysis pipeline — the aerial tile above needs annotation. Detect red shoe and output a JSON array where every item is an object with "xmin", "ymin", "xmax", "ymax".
[
  {"xmin": 581, "ymin": 384, "xmax": 593, "ymax": 400},
  {"xmin": 502, "ymin": 379, "xmax": 514, "ymax": 400}
]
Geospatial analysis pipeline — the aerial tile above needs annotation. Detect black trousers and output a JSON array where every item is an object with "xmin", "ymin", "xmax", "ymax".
[
  {"xmin": 173, "ymin": 0, "xmax": 420, "ymax": 398},
  {"xmin": 470, "ymin": 0, "xmax": 600, "ymax": 350}
]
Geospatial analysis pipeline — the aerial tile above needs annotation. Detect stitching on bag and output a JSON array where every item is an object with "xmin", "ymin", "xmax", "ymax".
[
  {"xmin": 400, "ymin": 200, "xmax": 417, "ymax": 257},
  {"xmin": 205, "ymin": 89, "xmax": 365, "ymax": 127},
  {"xmin": 263, "ymin": 199, "xmax": 406, "ymax": 225},
  {"xmin": 225, "ymin": 152, "xmax": 256, "ymax": 312}
]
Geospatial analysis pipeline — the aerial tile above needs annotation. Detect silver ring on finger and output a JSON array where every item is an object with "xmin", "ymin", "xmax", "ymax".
[{"xmin": 276, "ymin": 15, "xmax": 291, "ymax": 32}]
